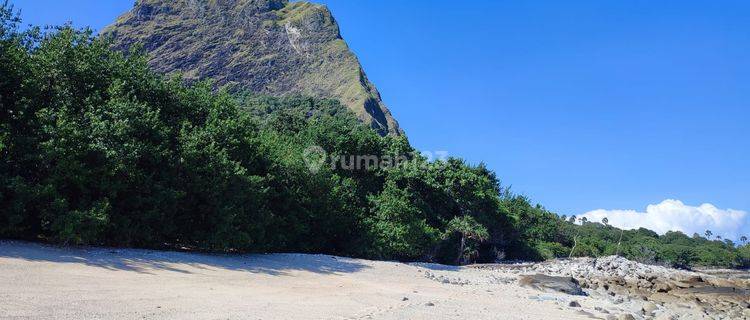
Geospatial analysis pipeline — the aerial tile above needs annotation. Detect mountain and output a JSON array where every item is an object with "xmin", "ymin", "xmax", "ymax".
[{"xmin": 103, "ymin": 0, "xmax": 401, "ymax": 136}]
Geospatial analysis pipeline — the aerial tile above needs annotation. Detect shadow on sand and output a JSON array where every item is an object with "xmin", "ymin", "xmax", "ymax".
[
  {"xmin": 0, "ymin": 240, "xmax": 369, "ymax": 276},
  {"xmin": 409, "ymin": 262, "xmax": 462, "ymax": 271}
]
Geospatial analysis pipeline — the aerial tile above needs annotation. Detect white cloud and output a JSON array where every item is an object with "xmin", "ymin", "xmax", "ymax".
[{"xmin": 579, "ymin": 199, "xmax": 749, "ymax": 241}]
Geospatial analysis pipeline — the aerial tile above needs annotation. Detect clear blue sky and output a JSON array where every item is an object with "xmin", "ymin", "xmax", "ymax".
[{"xmin": 9, "ymin": 1, "xmax": 749, "ymax": 223}]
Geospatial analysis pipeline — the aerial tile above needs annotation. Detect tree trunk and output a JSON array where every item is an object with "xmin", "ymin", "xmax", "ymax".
[
  {"xmin": 456, "ymin": 235, "xmax": 466, "ymax": 265},
  {"xmin": 615, "ymin": 229, "xmax": 624, "ymax": 256},
  {"xmin": 569, "ymin": 236, "xmax": 577, "ymax": 258}
]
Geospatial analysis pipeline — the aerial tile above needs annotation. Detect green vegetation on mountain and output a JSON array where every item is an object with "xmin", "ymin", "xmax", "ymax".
[
  {"xmin": 1, "ymin": 4, "xmax": 748, "ymax": 268},
  {"xmin": 102, "ymin": 0, "xmax": 400, "ymax": 136}
]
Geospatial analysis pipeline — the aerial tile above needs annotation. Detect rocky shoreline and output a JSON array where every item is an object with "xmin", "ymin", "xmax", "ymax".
[{"xmin": 466, "ymin": 256, "xmax": 750, "ymax": 319}]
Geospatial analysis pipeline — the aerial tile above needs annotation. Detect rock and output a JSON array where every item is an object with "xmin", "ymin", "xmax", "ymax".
[
  {"xmin": 654, "ymin": 282, "xmax": 675, "ymax": 293},
  {"xmin": 518, "ymin": 274, "xmax": 586, "ymax": 296},
  {"xmin": 653, "ymin": 313, "xmax": 676, "ymax": 320},
  {"xmin": 683, "ymin": 275, "xmax": 703, "ymax": 284},
  {"xmin": 425, "ymin": 302, "xmax": 435, "ymax": 307},
  {"xmin": 568, "ymin": 301, "xmax": 581, "ymax": 308},
  {"xmin": 490, "ymin": 256, "xmax": 749, "ymax": 319},
  {"xmin": 617, "ymin": 314, "xmax": 636, "ymax": 320},
  {"xmin": 642, "ymin": 302, "xmax": 658, "ymax": 315},
  {"xmin": 576, "ymin": 310, "xmax": 597, "ymax": 318},
  {"xmin": 401, "ymin": 297, "xmax": 409, "ymax": 301}
]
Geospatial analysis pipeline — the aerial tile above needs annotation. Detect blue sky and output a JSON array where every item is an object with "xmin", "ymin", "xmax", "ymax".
[{"xmin": 9, "ymin": 0, "xmax": 750, "ymax": 239}]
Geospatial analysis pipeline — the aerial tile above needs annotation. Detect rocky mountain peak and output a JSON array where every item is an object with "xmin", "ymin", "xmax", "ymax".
[
  {"xmin": 132, "ymin": 0, "xmax": 288, "ymax": 16},
  {"xmin": 105, "ymin": 0, "xmax": 401, "ymax": 135}
]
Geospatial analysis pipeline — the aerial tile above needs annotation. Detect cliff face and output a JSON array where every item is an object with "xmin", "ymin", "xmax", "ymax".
[{"xmin": 104, "ymin": 0, "xmax": 401, "ymax": 135}]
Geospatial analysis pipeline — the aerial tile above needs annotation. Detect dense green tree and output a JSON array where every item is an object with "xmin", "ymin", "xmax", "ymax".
[{"xmin": 365, "ymin": 180, "xmax": 438, "ymax": 260}]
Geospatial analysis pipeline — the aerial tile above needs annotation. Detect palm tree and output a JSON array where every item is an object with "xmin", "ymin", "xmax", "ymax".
[
  {"xmin": 705, "ymin": 230, "xmax": 712, "ymax": 239},
  {"xmin": 445, "ymin": 216, "xmax": 489, "ymax": 265},
  {"xmin": 716, "ymin": 235, "xmax": 722, "ymax": 240},
  {"xmin": 568, "ymin": 215, "xmax": 576, "ymax": 224},
  {"xmin": 602, "ymin": 217, "xmax": 609, "ymax": 226},
  {"xmin": 741, "ymin": 236, "xmax": 748, "ymax": 245}
]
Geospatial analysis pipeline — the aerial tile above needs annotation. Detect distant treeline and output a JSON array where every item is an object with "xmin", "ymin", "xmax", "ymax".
[{"xmin": 1, "ymin": 5, "xmax": 748, "ymax": 268}]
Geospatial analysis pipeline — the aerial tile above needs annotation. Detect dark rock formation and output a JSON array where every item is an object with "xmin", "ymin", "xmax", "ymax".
[
  {"xmin": 103, "ymin": 0, "xmax": 401, "ymax": 135},
  {"xmin": 526, "ymin": 256, "xmax": 750, "ymax": 319},
  {"xmin": 518, "ymin": 274, "xmax": 586, "ymax": 296}
]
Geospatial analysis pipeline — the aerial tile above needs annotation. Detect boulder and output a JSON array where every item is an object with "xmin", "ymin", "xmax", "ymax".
[
  {"xmin": 642, "ymin": 302, "xmax": 658, "ymax": 315},
  {"xmin": 518, "ymin": 274, "xmax": 586, "ymax": 296},
  {"xmin": 617, "ymin": 314, "xmax": 636, "ymax": 320}
]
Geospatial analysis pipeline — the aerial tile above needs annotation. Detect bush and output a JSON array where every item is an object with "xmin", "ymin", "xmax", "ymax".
[{"xmin": 535, "ymin": 241, "xmax": 570, "ymax": 260}]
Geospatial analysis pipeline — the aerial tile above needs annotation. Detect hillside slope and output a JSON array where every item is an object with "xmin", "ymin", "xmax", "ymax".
[{"xmin": 103, "ymin": 0, "xmax": 401, "ymax": 135}]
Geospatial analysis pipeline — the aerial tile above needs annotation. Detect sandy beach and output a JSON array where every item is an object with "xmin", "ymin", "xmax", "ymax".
[
  {"xmin": 0, "ymin": 241, "xmax": 595, "ymax": 320},
  {"xmin": 1, "ymin": 241, "xmax": 748, "ymax": 320}
]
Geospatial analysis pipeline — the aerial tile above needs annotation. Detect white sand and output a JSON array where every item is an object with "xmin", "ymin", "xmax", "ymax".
[{"xmin": 0, "ymin": 241, "xmax": 595, "ymax": 320}]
